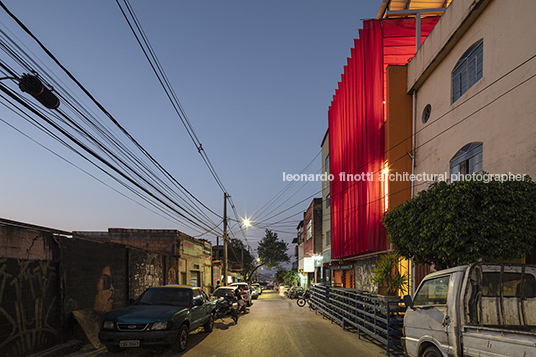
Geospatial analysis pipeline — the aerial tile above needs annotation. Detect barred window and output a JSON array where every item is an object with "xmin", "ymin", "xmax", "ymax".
[
  {"xmin": 452, "ymin": 40, "xmax": 483, "ymax": 103},
  {"xmin": 450, "ymin": 142, "xmax": 483, "ymax": 181}
]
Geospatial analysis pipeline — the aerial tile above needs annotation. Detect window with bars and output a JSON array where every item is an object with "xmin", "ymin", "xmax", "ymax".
[
  {"xmin": 452, "ymin": 40, "xmax": 483, "ymax": 103},
  {"xmin": 450, "ymin": 142, "xmax": 483, "ymax": 180}
]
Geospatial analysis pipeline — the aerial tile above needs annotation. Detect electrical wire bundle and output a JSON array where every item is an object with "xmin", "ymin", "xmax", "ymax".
[{"xmin": 0, "ymin": 1, "xmax": 224, "ymax": 236}]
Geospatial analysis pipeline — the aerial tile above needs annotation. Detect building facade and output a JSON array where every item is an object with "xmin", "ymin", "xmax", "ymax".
[
  {"xmin": 328, "ymin": 12, "xmax": 441, "ymax": 290},
  {"xmin": 409, "ymin": 0, "xmax": 536, "ymax": 190},
  {"xmin": 407, "ymin": 0, "xmax": 536, "ymax": 271},
  {"xmin": 302, "ymin": 198, "xmax": 323, "ymax": 287},
  {"xmin": 75, "ymin": 228, "xmax": 212, "ymax": 292}
]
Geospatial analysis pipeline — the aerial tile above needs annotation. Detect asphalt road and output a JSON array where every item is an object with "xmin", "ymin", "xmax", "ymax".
[{"xmin": 66, "ymin": 290, "xmax": 394, "ymax": 357}]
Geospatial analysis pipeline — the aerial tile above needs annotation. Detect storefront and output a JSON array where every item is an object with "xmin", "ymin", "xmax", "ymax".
[{"xmin": 330, "ymin": 264, "xmax": 354, "ymax": 288}]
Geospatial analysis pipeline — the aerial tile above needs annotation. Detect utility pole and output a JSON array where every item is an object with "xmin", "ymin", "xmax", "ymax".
[{"xmin": 223, "ymin": 193, "xmax": 228, "ymax": 286}]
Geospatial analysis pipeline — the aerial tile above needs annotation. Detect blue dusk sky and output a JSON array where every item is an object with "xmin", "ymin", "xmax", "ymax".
[{"xmin": 0, "ymin": 1, "xmax": 380, "ymax": 251}]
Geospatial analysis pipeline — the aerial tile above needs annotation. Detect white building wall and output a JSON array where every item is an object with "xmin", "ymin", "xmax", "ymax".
[
  {"xmin": 409, "ymin": 0, "xmax": 536, "ymax": 190},
  {"xmin": 298, "ymin": 244, "xmax": 304, "ymax": 271}
]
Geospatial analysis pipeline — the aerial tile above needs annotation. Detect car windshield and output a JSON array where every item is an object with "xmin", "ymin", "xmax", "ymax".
[{"xmin": 134, "ymin": 288, "xmax": 191, "ymax": 306}]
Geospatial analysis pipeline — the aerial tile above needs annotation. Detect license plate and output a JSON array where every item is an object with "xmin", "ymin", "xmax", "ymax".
[{"xmin": 119, "ymin": 340, "xmax": 140, "ymax": 348}]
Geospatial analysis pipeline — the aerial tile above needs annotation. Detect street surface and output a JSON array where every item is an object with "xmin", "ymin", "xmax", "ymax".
[{"xmin": 65, "ymin": 290, "xmax": 393, "ymax": 357}]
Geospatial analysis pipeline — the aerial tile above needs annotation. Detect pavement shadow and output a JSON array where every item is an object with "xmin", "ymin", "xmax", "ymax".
[{"xmin": 213, "ymin": 318, "xmax": 239, "ymax": 330}]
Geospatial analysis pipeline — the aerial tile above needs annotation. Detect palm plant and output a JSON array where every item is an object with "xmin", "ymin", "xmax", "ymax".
[{"xmin": 370, "ymin": 252, "xmax": 410, "ymax": 296}]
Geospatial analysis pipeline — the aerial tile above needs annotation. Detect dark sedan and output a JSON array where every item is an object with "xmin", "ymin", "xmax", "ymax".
[{"xmin": 99, "ymin": 285, "xmax": 215, "ymax": 353}]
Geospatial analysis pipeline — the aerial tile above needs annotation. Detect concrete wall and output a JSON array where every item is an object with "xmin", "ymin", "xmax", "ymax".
[
  {"xmin": 0, "ymin": 224, "xmax": 62, "ymax": 357},
  {"xmin": 354, "ymin": 256, "xmax": 379, "ymax": 293},
  {"xmin": 129, "ymin": 249, "xmax": 164, "ymax": 300},
  {"xmin": 62, "ymin": 237, "xmax": 128, "ymax": 315},
  {"xmin": 0, "ymin": 257, "xmax": 61, "ymax": 357}
]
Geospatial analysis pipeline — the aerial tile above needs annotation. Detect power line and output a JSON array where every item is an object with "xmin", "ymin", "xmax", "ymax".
[
  {"xmin": 0, "ymin": 1, "xmax": 224, "ymax": 235},
  {"xmin": 250, "ymin": 54, "xmax": 536, "ymax": 230},
  {"xmin": 116, "ymin": 0, "xmax": 230, "ymax": 195}
]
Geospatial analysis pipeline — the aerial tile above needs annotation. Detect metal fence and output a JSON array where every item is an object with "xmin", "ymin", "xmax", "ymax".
[{"xmin": 309, "ymin": 285, "xmax": 406, "ymax": 356}]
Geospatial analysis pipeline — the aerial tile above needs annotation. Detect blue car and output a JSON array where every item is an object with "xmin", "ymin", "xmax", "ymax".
[{"xmin": 99, "ymin": 285, "xmax": 215, "ymax": 353}]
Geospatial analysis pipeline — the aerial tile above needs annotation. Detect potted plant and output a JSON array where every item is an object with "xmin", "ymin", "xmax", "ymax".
[{"xmin": 370, "ymin": 251, "xmax": 409, "ymax": 297}]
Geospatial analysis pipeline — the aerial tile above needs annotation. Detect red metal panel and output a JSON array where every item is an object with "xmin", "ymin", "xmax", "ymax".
[{"xmin": 329, "ymin": 17, "xmax": 440, "ymax": 260}]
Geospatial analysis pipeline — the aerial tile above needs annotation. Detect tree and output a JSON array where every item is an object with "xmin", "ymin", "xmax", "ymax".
[
  {"xmin": 274, "ymin": 269, "xmax": 299, "ymax": 286},
  {"xmin": 245, "ymin": 229, "xmax": 290, "ymax": 281},
  {"xmin": 383, "ymin": 175, "xmax": 536, "ymax": 270}
]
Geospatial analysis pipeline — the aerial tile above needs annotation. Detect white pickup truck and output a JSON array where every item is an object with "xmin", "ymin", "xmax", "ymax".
[{"xmin": 402, "ymin": 263, "xmax": 536, "ymax": 357}]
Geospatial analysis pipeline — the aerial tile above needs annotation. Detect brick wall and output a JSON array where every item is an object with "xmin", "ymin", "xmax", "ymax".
[{"xmin": 108, "ymin": 228, "xmax": 180, "ymax": 254}]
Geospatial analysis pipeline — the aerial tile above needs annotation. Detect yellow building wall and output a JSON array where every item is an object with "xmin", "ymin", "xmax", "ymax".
[{"xmin": 385, "ymin": 65, "xmax": 414, "ymax": 296}]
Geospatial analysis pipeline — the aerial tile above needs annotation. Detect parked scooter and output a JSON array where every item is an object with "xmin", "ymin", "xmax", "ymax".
[
  {"xmin": 287, "ymin": 286, "xmax": 304, "ymax": 299},
  {"xmin": 214, "ymin": 292, "xmax": 239, "ymax": 324},
  {"xmin": 296, "ymin": 289, "xmax": 311, "ymax": 307}
]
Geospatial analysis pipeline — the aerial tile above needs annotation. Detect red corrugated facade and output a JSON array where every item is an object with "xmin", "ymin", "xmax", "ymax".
[{"xmin": 329, "ymin": 17, "xmax": 439, "ymax": 260}]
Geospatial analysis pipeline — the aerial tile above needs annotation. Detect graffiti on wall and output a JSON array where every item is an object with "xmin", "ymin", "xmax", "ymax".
[
  {"xmin": 0, "ymin": 258, "xmax": 59, "ymax": 356},
  {"xmin": 69, "ymin": 264, "xmax": 116, "ymax": 349},
  {"xmin": 130, "ymin": 251, "xmax": 163, "ymax": 299}
]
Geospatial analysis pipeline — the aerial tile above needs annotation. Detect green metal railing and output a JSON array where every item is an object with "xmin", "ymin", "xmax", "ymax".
[{"xmin": 309, "ymin": 285, "xmax": 406, "ymax": 356}]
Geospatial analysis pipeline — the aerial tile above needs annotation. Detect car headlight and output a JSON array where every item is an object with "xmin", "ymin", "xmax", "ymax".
[
  {"xmin": 102, "ymin": 321, "xmax": 114, "ymax": 330},
  {"xmin": 151, "ymin": 321, "xmax": 169, "ymax": 330}
]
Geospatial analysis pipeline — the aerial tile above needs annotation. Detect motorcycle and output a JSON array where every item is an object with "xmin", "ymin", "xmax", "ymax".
[
  {"xmin": 296, "ymin": 289, "xmax": 311, "ymax": 307},
  {"xmin": 214, "ymin": 293, "xmax": 239, "ymax": 324},
  {"xmin": 287, "ymin": 286, "xmax": 304, "ymax": 299}
]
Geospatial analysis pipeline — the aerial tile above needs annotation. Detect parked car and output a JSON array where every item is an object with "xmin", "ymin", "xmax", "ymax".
[
  {"xmin": 99, "ymin": 285, "xmax": 215, "ymax": 353},
  {"xmin": 403, "ymin": 263, "xmax": 536, "ymax": 357},
  {"xmin": 230, "ymin": 282, "xmax": 252, "ymax": 306},
  {"xmin": 211, "ymin": 286, "xmax": 237, "ymax": 299},
  {"xmin": 251, "ymin": 283, "xmax": 263, "ymax": 296}
]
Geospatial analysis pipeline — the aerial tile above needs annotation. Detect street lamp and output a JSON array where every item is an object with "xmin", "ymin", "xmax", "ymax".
[{"xmin": 242, "ymin": 217, "xmax": 252, "ymax": 228}]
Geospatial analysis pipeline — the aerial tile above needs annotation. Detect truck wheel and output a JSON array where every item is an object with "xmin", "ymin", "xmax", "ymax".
[
  {"xmin": 423, "ymin": 346, "xmax": 442, "ymax": 357},
  {"xmin": 203, "ymin": 314, "xmax": 214, "ymax": 332},
  {"xmin": 171, "ymin": 324, "xmax": 189, "ymax": 353}
]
